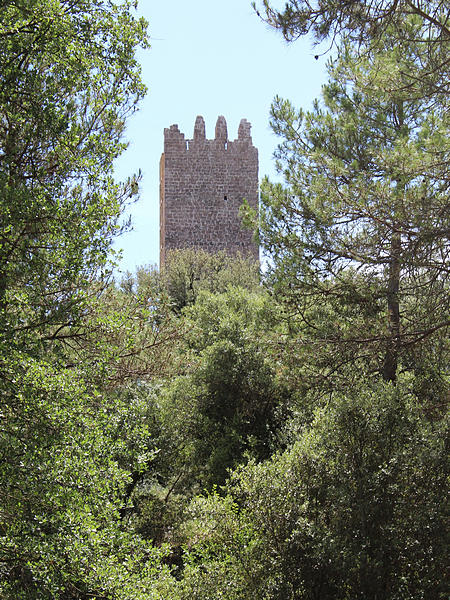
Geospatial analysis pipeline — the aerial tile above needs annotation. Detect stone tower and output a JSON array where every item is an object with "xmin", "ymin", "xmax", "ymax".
[{"xmin": 159, "ymin": 115, "xmax": 259, "ymax": 265}]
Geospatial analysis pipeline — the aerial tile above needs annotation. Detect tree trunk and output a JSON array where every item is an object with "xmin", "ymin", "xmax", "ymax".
[{"xmin": 382, "ymin": 229, "xmax": 401, "ymax": 382}]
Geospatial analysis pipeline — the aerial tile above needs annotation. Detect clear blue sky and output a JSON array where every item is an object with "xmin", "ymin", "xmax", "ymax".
[{"xmin": 114, "ymin": 0, "xmax": 329, "ymax": 273}]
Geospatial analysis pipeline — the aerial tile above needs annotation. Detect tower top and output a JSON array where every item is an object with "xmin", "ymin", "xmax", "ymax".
[{"xmin": 163, "ymin": 115, "xmax": 254, "ymax": 150}]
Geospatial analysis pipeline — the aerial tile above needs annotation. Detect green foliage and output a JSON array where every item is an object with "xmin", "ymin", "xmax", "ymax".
[
  {"xmin": 0, "ymin": 0, "xmax": 147, "ymax": 342},
  {"xmin": 169, "ymin": 288, "xmax": 285, "ymax": 479},
  {"xmin": 160, "ymin": 248, "xmax": 260, "ymax": 313},
  {"xmin": 255, "ymin": 31, "xmax": 449, "ymax": 387},
  {"xmin": 254, "ymin": 1, "xmax": 449, "ymax": 99},
  {"xmin": 86, "ymin": 276, "xmax": 181, "ymax": 388},
  {"xmin": 0, "ymin": 1, "xmax": 167, "ymax": 597},
  {"xmin": 152, "ymin": 7, "xmax": 449, "ymax": 599},
  {"xmin": 0, "ymin": 355, "xmax": 163, "ymax": 598},
  {"xmin": 1, "ymin": 1, "xmax": 448, "ymax": 596},
  {"xmin": 174, "ymin": 379, "xmax": 448, "ymax": 600},
  {"xmin": 146, "ymin": 12, "xmax": 449, "ymax": 598}
]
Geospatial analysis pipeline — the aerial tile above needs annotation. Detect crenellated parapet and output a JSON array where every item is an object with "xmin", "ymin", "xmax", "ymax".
[
  {"xmin": 160, "ymin": 116, "xmax": 259, "ymax": 265},
  {"xmin": 163, "ymin": 115, "xmax": 256, "ymax": 153}
]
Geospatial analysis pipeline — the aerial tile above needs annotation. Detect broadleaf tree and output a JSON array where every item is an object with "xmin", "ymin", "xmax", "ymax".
[
  {"xmin": 0, "ymin": 1, "xmax": 169, "ymax": 597},
  {"xmin": 167, "ymin": 379, "xmax": 449, "ymax": 600}
]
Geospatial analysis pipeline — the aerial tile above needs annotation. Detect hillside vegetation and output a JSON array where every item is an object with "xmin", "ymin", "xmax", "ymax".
[{"xmin": 0, "ymin": 1, "xmax": 448, "ymax": 598}]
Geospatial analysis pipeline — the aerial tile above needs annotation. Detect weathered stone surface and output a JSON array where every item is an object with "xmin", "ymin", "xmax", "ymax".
[{"xmin": 160, "ymin": 115, "xmax": 259, "ymax": 265}]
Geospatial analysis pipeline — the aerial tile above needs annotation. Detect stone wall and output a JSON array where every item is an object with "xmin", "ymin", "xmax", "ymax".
[{"xmin": 160, "ymin": 115, "xmax": 259, "ymax": 265}]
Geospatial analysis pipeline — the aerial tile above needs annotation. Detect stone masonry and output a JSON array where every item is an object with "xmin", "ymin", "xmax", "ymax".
[{"xmin": 160, "ymin": 115, "xmax": 259, "ymax": 265}]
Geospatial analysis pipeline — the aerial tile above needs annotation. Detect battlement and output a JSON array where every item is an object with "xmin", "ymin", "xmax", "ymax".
[
  {"xmin": 163, "ymin": 116, "xmax": 254, "ymax": 153},
  {"xmin": 160, "ymin": 116, "xmax": 259, "ymax": 265}
]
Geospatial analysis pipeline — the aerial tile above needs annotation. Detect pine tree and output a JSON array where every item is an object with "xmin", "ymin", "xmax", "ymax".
[{"xmin": 258, "ymin": 27, "xmax": 449, "ymax": 388}]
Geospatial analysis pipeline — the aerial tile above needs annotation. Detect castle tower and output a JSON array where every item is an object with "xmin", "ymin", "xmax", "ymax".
[{"xmin": 160, "ymin": 115, "xmax": 259, "ymax": 265}]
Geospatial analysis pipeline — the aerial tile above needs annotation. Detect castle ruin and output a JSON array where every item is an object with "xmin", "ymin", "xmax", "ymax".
[{"xmin": 160, "ymin": 115, "xmax": 259, "ymax": 265}]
